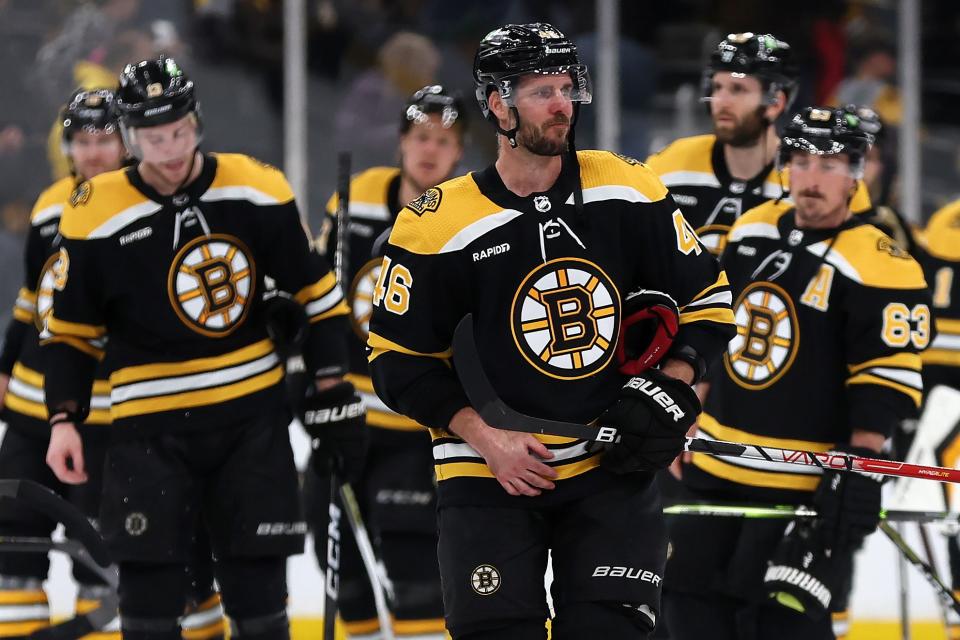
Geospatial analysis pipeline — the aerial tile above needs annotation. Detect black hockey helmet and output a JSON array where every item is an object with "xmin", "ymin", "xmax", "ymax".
[
  {"xmin": 473, "ymin": 23, "xmax": 592, "ymax": 146},
  {"xmin": 115, "ymin": 55, "xmax": 199, "ymax": 129},
  {"xmin": 61, "ymin": 87, "xmax": 120, "ymax": 146},
  {"xmin": 401, "ymin": 84, "xmax": 468, "ymax": 135},
  {"xmin": 703, "ymin": 32, "xmax": 798, "ymax": 109},
  {"xmin": 779, "ymin": 106, "xmax": 874, "ymax": 177}
]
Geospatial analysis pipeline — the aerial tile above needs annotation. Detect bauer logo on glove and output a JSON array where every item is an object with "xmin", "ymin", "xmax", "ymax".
[
  {"xmin": 303, "ymin": 397, "xmax": 364, "ymax": 426},
  {"xmin": 624, "ymin": 376, "xmax": 687, "ymax": 422}
]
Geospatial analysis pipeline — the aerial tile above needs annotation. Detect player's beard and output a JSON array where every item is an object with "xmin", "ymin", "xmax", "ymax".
[
  {"xmin": 714, "ymin": 108, "xmax": 767, "ymax": 148},
  {"xmin": 517, "ymin": 116, "xmax": 570, "ymax": 156}
]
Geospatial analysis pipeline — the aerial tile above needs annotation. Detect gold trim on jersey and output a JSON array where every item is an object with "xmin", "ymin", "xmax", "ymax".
[
  {"xmin": 325, "ymin": 166, "xmax": 399, "ymax": 219},
  {"xmin": 5, "ymin": 363, "xmax": 111, "ymax": 424},
  {"xmin": 45, "ymin": 315, "xmax": 106, "ymax": 340},
  {"xmin": 691, "ymin": 413, "xmax": 833, "ymax": 491},
  {"xmin": 430, "ymin": 428, "xmax": 600, "ymax": 482},
  {"xmin": 807, "ymin": 226, "xmax": 927, "ymax": 290},
  {"xmin": 107, "ymin": 339, "xmax": 283, "ymax": 419},
  {"xmin": 202, "ymin": 153, "xmax": 295, "ymax": 205},
  {"xmin": 12, "ymin": 288, "xmax": 36, "ymax": 324},
  {"xmin": 847, "ymin": 352, "xmax": 923, "ymax": 406},
  {"xmin": 345, "ymin": 373, "xmax": 423, "ymax": 431},
  {"xmin": 576, "ymin": 150, "xmax": 670, "ymax": 201},
  {"xmin": 679, "ymin": 271, "xmax": 735, "ymax": 326},
  {"xmin": 724, "ymin": 281, "xmax": 799, "ymax": 390},
  {"xmin": 59, "ymin": 170, "xmax": 159, "ymax": 240},
  {"xmin": 41, "ymin": 335, "xmax": 105, "ymax": 360},
  {"xmin": 393, "ymin": 618, "xmax": 447, "ymax": 635},
  {"xmin": 294, "ymin": 272, "xmax": 349, "ymax": 324},
  {"xmin": 924, "ymin": 318, "xmax": 960, "ymax": 367},
  {"xmin": 30, "ymin": 177, "xmax": 73, "ymax": 224},
  {"xmin": 845, "ymin": 372, "xmax": 922, "ymax": 407},
  {"xmin": 367, "ymin": 331, "xmax": 452, "ymax": 363},
  {"xmin": 923, "ymin": 200, "xmax": 960, "ymax": 261}
]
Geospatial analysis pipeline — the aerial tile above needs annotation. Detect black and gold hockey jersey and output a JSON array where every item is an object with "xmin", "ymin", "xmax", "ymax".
[
  {"xmin": 368, "ymin": 150, "xmax": 736, "ymax": 506},
  {"xmin": 43, "ymin": 153, "xmax": 349, "ymax": 432},
  {"xmin": 0, "ymin": 177, "xmax": 111, "ymax": 431},
  {"xmin": 919, "ymin": 199, "xmax": 960, "ymax": 391},
  {"xmin": 645, "ymin": 134, "xmax": 872, "ymax": 255},
  {"xmin": 323, "ymin": 166, "xmax": 423, "ymax": 433},
  {"xmin": 686, "ymin": 200, "xmax": 931, "ymax": 502}
]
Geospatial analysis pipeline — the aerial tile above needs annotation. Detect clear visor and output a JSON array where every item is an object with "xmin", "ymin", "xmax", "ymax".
[
  {"xmin": 120, "ymin": 112, "xmax": 203, "ymax": 161},
  {"xmin": 496, "ymin": 64, "xmax": 593, "ymax": 108}
]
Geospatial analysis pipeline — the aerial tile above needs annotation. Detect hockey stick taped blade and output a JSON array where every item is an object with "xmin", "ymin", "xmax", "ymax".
[{"xmin": 452, "ymin": 314, "xmax": 620, "ymax": 443}]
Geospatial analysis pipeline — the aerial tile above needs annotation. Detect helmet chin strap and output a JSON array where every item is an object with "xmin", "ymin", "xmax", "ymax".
[{"xmin": 494, "ymin": 106, "xmax": 522, "ymax": 147}]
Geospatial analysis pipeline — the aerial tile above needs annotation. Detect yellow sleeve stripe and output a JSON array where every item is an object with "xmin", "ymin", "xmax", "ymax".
[
  {"xmin": 678, "ymin": 307, "xmax": 735, "ymax": 326},
  {"xmin": 46, "ymin": 315, "xmax": 106, "ymax": 339},
  {"xmin": 685, "ymin": 271, "xmax": 731, "ymax": 306},
  {"xmin": 922, "ymin": 349, "xmax": 960, "ymax": 367},
  {"xmin": 698, "ymin": 412, "xmax": 835, "ymax": 451},
  {"xmin": 13, "ymin": 307, "xmax": 33, "ymax": 324},
  {"xmin": 17, "ymin": 288, "xmax": 37, "ymax": 305},
  {"xmin": 846, "ymin": 372, "xmax": 922, "ymax": 406},
  {"xmin": 308, "ymin": 299, "xmax": 349, "ymax": 322},
  {"xmin": 367, "ymin": 331, "xmax": 452, "ymax": 363},
  {"xmin": 936, "ymin": 318, "xmax": 960, "ymax": 335},
  {"xmin": 110, "ymin": 339, "xmax": 274, "ymax": 385},
  {"xmin": 294, "ymin": 273, "xmax": 337, "ymax": 305},
  {"xmin": 848, "ymin": 352, "xmax": 922, "ymax": 374},
  {"xmin": 40, "ymin": 335, "xmax": 105, "ymax": 360}
]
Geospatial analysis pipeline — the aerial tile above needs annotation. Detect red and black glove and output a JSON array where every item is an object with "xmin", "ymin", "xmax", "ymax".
[
  {"xmin": 591, "ymin": 368, "xmax": 700, "ymax": 474},
  {"xmin": 616, "ymin": 288, "xmax": 679, "ymax": 376}
]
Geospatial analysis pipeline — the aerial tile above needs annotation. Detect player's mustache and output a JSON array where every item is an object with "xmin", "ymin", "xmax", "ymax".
[
  {"xmin": 798, "ymin": 190, "xmax": 823, "ymax": 199},
  {"xmin": 543, "ymin": 116, "xmax": 570, "ymax": 128}
]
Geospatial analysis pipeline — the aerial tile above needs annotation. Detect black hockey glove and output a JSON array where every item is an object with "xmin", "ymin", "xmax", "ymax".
[
  {"xmin": 812, "ymin": 445, "xmax": 884, "ymax": 552},
  {"xmin": 262, "ymin": 292, "xmax": 308, "ymax": 359},
  {"xmin": 764, "ymin": 519, "xmax": 846, "ymax": 620},
  {"xmin": 301, "ymin": 381, "xmax": 368, "ymax": 484},
  {"xmin": 590, "ymin": 369, "xmax": 700, "ymax": 474},
  {"xmin": 615, "ymin": 288, "xmax": 679, "ymax": 376}
]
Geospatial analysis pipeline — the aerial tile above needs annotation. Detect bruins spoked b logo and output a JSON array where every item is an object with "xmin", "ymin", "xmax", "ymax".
[
  {"xmin": 724, "ymin": 281, "xmax": 799, "ymax": 390},
  {"xmin": 471, "ymin": 564, "xmax": 501, "ymax": 596},
  {"xmin": 348, "ymin": 258, "xmax": 382, "ymax": 340},
  {"xmin": 511, "ymin": 257, "xmax": 620, "ymax": 380},
  {"xmin": 169, "ymin": 234, "xmax": 255, "ymax": 337}
]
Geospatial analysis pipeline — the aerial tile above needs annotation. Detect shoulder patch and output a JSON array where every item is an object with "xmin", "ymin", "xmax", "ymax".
[
  {"xmin": 611, "ymin": 151, "xmax": 643, "ymax": 166},
  {"xmin": 877, "ymin": 235, "xmax": 909, "ymax": 259},
  {"xmin": 70, "ymin": 181, "xmax": 92, "ymax": 207},
  {"xmin": 407, "ymin": 187, "xmax": 442, "ymax": 216}
]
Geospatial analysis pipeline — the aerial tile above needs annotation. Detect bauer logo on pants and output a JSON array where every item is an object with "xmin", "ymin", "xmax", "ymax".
[
  {"xmin": 511, "ymin": 257, "xmax": 620, "ymax": 380},
  {"xmin": 168, "ymin": 234, "xmax": 256, "ymax": 337},
  {"xmin": 470, "ymin": 564, "xmax": 501, "ymax": 596}
]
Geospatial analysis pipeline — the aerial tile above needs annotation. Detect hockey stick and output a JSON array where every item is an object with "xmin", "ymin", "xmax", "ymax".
[
  {"xmin": 451, "ymin": 314, "xmax": 960, "ymax": 485},
  {"xmin": 662, "ymin": 502, "xmax": 960, "ymax": 524},
  {"xmin": 0, "ymin": 480, "xmax": 118, "ymax": 639},
  {"xmin": 661, "ymin": 499, "xmax": 960, "ymax": 616},
  {"xmin": 324, "ymin": 152, "xmax": 396, "ymax": 640}
]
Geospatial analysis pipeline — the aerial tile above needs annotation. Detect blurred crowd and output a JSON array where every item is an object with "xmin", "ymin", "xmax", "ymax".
[{"xmin": 1, "ymin": 0, "xmax": 960, "ymax": 327}]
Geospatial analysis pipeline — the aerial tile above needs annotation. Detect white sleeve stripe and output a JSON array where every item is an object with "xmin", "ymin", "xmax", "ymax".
[
  {"xmin": 684, "ymin": 291, "xmax": 733, "ymax": 308},
  {"xmin": 657, "ymin": 170, "xmax": 722, "ymax": 189},
  {"xmin": 859, "ymin": 367, "xmax": 923, "ymax": 390},
  {"xmin": 32, "ymin": 204, "xmax": 63, "ymax": 226},
  {"xmin": 439, "ymin": 209, "xmax": 524, "ymax": 254},
  {"xmin": 727, "ymin": 222, "xmax": 780, "ymax": 243},
  {"xmin": 304, "ymin": 287, "xmax": 344, "ymax": 317},
  {"xmin": 200, "ymin": 186, "xmax": 283, "ymax": 206}
]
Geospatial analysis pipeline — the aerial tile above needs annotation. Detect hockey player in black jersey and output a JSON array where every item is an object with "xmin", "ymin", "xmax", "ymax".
[
  {"xmin": 646, "ymin": 32, "xmax": 872, "ymax": 256},
  {"xmin": 367, "ymin": 24, "xmax": 735, "ymax": 639},
  {"xmin": 306, "ymin": 85, "xmax": 467, "ymax": 640},
  {"xmin": 41, "ymin": 57, "xmax": 356, "ymax": 640},
  {"xmin": 664, "ymin": 107, "xmax": 932, "ymax": 640},
  {"xmin": 0, "ymin": 87, "xmax": 126, "ymax": 639}
]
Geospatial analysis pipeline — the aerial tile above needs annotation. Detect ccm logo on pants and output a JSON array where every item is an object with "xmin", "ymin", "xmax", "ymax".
[{"xmin": 592, "ymin": 566, "xmax": 662, "ymax": 586}]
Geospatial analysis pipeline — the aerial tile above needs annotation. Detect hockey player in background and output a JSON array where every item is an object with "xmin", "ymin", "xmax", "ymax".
[
  {"xmin": 368, "ymin": 23, "xmax": 735, "ymax": 639},
  {"xmin": 306, "ymin": 84, "xmax": 467, "ymax": 640},
  {"xmin": 0, "ymin": 87, "xmax": 225, "ymax": 640},
  {"xmin": 646, "ymin": 32, "xmax": 872, "ymax": 257},
  {"xmin": 41, "ymin": 56, "xmax": 357, "ymax": 640},
  {"xmin": 664, "ymin": 106, "xmax": 932, "ymax": 640}
]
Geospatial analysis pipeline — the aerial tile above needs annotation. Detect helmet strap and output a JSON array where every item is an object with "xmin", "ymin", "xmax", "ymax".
[{"xmin": 492, "ymin": 106, "xmax": 521, "ymax": 148}]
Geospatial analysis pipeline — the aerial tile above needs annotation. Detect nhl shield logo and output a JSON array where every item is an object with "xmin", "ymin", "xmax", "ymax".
[
  {"xmin": 470, "ymin": 564, "xmax": 501, "ymax": 596},
  {"xmin": 724, "ymin": 281, "xmax": 799, "ymax": 390},
  {"xmin": 348, "ymin": 258, "xmax": 383, "ymax": 340},
  {"xmin": 533, "ymin": 195, "xmax": 551, "ymax": 212},
  {"xmin": 168, "ymin": 234, "xmax": 255, "ymax": 337},
  {"xmin": 511, "ymin": 257, "xmax": 620, "ymax": 380}
]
